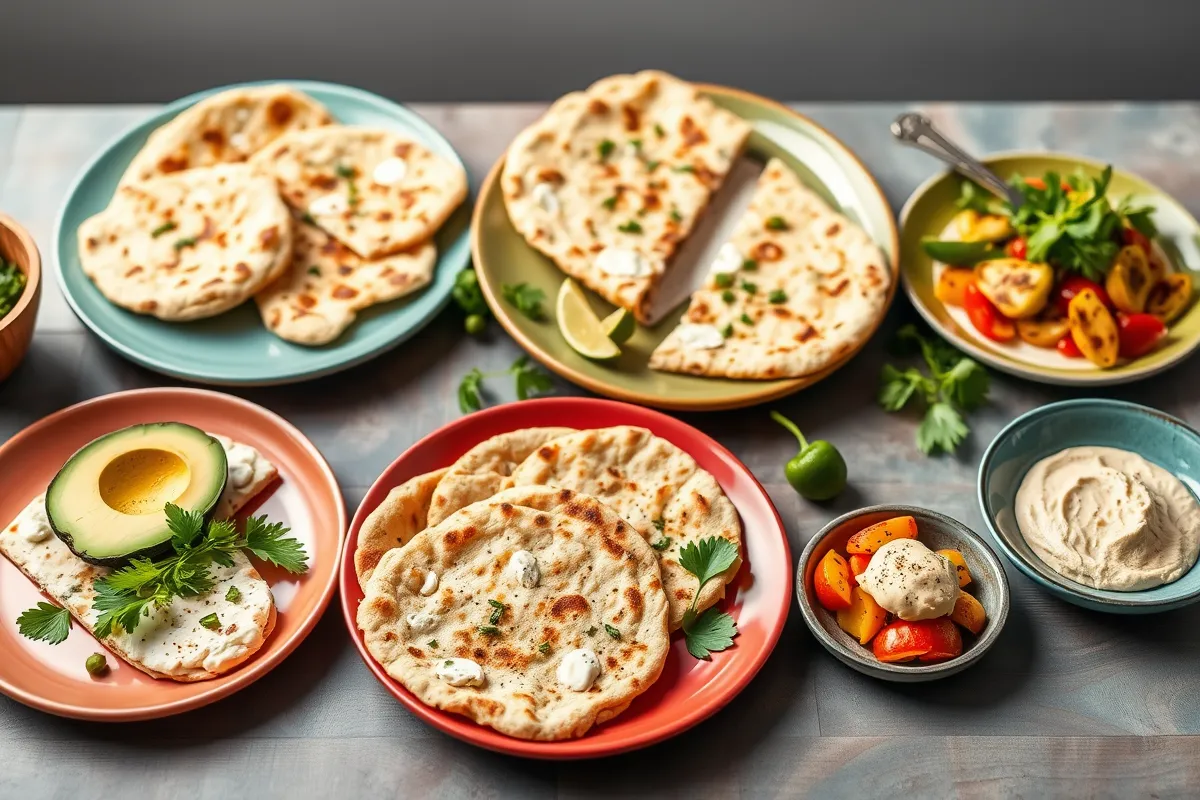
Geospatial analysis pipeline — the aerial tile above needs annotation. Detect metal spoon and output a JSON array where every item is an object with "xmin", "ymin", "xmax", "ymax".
[{"xmin": 891, "ymin": 112, "xmax": 1024, "ymax": 208}]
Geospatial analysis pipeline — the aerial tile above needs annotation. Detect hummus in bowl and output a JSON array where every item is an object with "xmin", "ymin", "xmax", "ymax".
[{"xmin": 1015, "ymin": 446, "xmax": 1200, "ymax": 591}]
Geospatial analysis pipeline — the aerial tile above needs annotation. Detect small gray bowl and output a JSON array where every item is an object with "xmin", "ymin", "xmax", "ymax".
[{"xmin": 795, "ymin": 504, "xmax": 1010, "ymax": 682}]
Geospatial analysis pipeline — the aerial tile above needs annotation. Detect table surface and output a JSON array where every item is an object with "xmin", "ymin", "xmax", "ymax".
[{"xmin": 3, "ymin": 101, "xmax": 1200, "ymax": 799}]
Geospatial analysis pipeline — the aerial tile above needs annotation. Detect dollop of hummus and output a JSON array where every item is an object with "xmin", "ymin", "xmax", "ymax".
[
  {"xmin": 1015, "ymin": 446, "xmax": 1200, "ymax": 591},
  {"xmin": 857, "ymin": 538, "xmax": 959, "ymax": 620}
]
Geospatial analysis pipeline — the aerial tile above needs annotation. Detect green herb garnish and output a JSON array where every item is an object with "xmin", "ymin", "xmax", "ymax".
[
  {"xmin": 300, "ymin": 212, "xmax": 318, "ymax": 226},
  {"xmin": 604, "ymin": 624, "xmax": 621, "ymax": 640},
  {"xmin": 678, "ymin": 537, "xmax": 740, "ymax": 659},
  {"xmin": 741, "ymin": 259, "xmax": 758, "ymax": 271},
  {"xmin": 601, "ymin": 196, "xmax": 618, "ymax": 211},
  {"xmin": 714, "ymin": 273, "xmax": 734, "ymax": 289},
  {"xmin": 172, "ymin": 237, "xmax": 198, "ymax": 252},
  {"xmin": 672, "ymin": 164, "xmax": 695, "ymax": 174},
  {"xmin": 651, "ymin": 537, "xmax": 672, "ymax": 551},
  {"xmin": 150, "ymin": 220, "xmax": 177, "ymax": 238},
  {"xmin": 740, "ymin": 280, "xmax": 757, "ymax": 294},
  {"xmin": 721, "ymin": 290, "xmax": 736, "ymax": 304},
  {"xmin": 652, "ymin": 518, "xmax": 665, "ymax": 533},
  {"xmin": 199, "ymin": 613, "xmax": 221, "ymax": 631},
  {"xmin": 538, "ymin": 641, "xmax": 551, "ymax": 654},
  {"xmin": 90, "ymin": 505, "xmax": 308, "ymax": 639},
  {"xmin": 598, "ymin": 139, "xmax": 616, "ymax": 160},
  {"xmin": 765, "ymin": 216, "xmax": 789, "ymax": 231},
  {"xmin": 654, "ymin": 123, "xmax": 666, "ymax": 138},
  {"xmin": 428, "ymin": 639, "xmax": 439, "ymax": 648},
  {"xmin": 307, "ymin": 266, "xmax": 320, "ymax": 276},
  {"xmin": 457, "ymin": 356, "xmax": 553, "ymax": 414},
  {"xmin": 16, "ymin": 602, "xmax": 71, "ymax": 645},
  {"xmin": 586, "ymin": 626, "xmax": 598, "ymax": 636},
  {"xmin": 878, "ymin": 324, "xmax": 990, "ymax": 455},
  {"xmin": 646, "ymin": 160, "xmax": 661, "ymax": 173},
  {"xmin": 721, "ymin": 323, "xmax": 733, "ymax": 338},
  {"xmin": 225, "ymin": 586, "xmax": 241, "ymax": 603},
  {"xmin": 768, "ymin": 289, "xmax": 788, "ymax": 304},
  {"xmin": 618, "ymin": 220, "xmax": 643, "ymax": 234},
  {"xmin": 670, "ymin": 208, "xmax": 682, "ymax": 223},
  {"xmin": 477, "ymin": 625, "xmax": 500, "ymax": 636},
  {"xmin": 741, "ymin": 313, "xmax": 754, "ymax": 325},
  {"xmin": 335, "ymin": 163, "xmax": 360, "ymax": 207},
  {"xmin": 0, "ymin": 259, "xmax": 27, "ymax": 320},
  {"xmin": 488, "ymin": 599, "xmax": 506, "ymax": 625},
  {"xmin": 501, "ymin": 283, "xmax": 547, "ymax": 321}
]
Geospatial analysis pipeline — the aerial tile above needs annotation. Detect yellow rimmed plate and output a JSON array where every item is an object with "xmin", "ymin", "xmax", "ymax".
[
  {"xmin": 900, "ymin": 151, "xmax": 1200, "ymax": 385},
  {"xmin": 471, "ymin": 84, "xmax": 899, "ymax": 411}
]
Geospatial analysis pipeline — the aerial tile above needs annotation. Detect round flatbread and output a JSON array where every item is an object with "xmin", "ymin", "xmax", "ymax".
[
  {"xmin": 502, "ymin": 70, "xmax": 751, "ymax": 322},
  {"xmin": 250, "ymin": 125, "xmax": 468, "ymax": 259},
  {"xmin": 509, "ymin": 426, "xmax": 742, "ymax": 630},
  {"xmin": 358, "ymin": 486, "xmax": 670, "ymax": 741},
  {"xmin": 119, "ymin": 84, "xmax": 334, "ymax": 187},
  {"xmin": 256, "ymin": 217, "xmax": 436, "ymax": 345},
  {"xmin": 354, "ymin": 468, "xmax": 447, "ymax": 590},
  {"xmin": 649, "ymin": 158, "xmax": 892, "ymax": 378},
  {"xmin": 78, "ymin": 164, "xmax": 293, "ymax": 321},
  {"xmin": 426, "ymin": 427, "xmax": 576, "ymax": 527}
]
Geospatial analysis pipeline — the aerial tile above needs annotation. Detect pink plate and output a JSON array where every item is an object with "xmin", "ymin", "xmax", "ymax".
[
  {"xmin": 339, "ymin": 397, "xmax": 791, "ymax": 759},
  {"xmin": 0, "ymin": 388, "xmax": 346, "ymax": 720}
]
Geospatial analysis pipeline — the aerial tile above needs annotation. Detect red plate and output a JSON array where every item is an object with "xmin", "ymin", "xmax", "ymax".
[
  {"xmin": 0, "ymin": 388, "xmax": 346, "ymax": 720},
  {"xmin": 339, "ymin": 397, "xmax": 791, "ymax": 759}
]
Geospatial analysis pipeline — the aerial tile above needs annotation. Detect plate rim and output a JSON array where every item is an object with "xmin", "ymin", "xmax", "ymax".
[
  {"xmin": 337, "ymin": 396, "xmax": 793, "ymax": 758},
  {"xmin": 899, "ymin": 148, "xmax": 1200, "ymax": 386},
  {"xmin": 470, "ymin": 82, "xmax": 901, "ymax": 411},
  {"xmin": 51, "ymin": 79, "xmax": 471, "ymax": 387},
  {"xmin": 0, "ymin": 387, "xmax": 347, "ymax": 720},
  {"xmin": 975, "ymin": 396, "xmax": 1200, "ymax": 612}
]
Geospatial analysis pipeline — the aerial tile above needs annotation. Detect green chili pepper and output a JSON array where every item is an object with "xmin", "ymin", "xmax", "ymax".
[
  {"xmin": 770, "ymin": 410, "xmax": 847, "ymax": 501},
  {"xmin": 920, "ymin": 238, "xmax": 1005, "ymax": 267}
]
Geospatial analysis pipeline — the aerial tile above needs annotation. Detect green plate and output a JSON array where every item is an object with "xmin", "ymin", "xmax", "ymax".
[
  {"xmin": 471, "ymin": 85, "xmax": 899, "ymax": 411},
  {"xmin": 900, "ymin": 152, "xmax": 1200, "ymax": 386},
  {"xmin": 54, "ymin": 80, "xmax": 470, "ymax": 386}
]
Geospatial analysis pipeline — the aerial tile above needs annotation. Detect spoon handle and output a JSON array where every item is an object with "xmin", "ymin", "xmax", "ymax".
[{"xmin": 891, "ymin": 112, "xmax": 1024, "ymax": 207}]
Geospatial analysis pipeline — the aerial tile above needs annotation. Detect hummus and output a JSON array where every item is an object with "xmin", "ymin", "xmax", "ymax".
[
  {"xmin": 857, "ymin": 538, "xmax": 959, "ymax": 620},
  {"xmin": 1015, "ymin": 446, "xmax": 1200, "ymax": 591}
]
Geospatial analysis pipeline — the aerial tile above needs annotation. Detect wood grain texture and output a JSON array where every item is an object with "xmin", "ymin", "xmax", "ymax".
[{"xmin": 2, "ymin": 102, "xmax": 1200, "ymax": 798}]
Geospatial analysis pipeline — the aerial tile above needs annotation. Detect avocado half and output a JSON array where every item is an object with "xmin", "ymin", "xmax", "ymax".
[{"xmin": 46, "ymin": 422, "xmax": 228, "ymax": 566}]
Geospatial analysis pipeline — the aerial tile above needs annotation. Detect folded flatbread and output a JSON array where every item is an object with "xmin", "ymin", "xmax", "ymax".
[
  {"xmin": 502, "ymin": 71, "xmax": 751, "ymax": 322},
  {"xmin": 354, "ymin": 468, "xmax": 447, "ymax": 589},
  {"xmin": 358, "ymin": 486, "xmax": 669, "ymax": 740},
  {"xmin": 0, "ymin": 436, "xmax": 280, "ymax": 682},
  {"xmin": 650, "ymin": 158, "xmax": 891, "ymax": 378},
  {"xmin": 119, "ymin": 84, "xmax": 334, "ymax": 187}
]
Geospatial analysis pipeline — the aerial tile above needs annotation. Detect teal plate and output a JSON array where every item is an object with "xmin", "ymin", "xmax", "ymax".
[
  {"xmin": 54, "ymin": 80, "xmax": 471, "ymax": 385},
  {"xmin": 978, "ymin": 399, "xmax": 1200, "ymax": 613}
]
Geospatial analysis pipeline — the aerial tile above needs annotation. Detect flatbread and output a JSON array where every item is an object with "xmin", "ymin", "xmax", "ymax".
[
  {"xmin": 509, "ymin": 426, "xmax": 742, "ymax": 630},
  {"xmin": 355, "ymin": 468, "xmax": 447, "ymax": 589},
  {"xmin": 256, "ymin": 217, "xmax": 436, "ymax": 345},
  {"xmin": 250, "ymin": 125, "xmax": 468, "ymax": 259},
  {"xmin": 426, "ymin": 427, "xmax": 576, "ymax": 527},
  {"xmin": 78, "ymin": 164, "xmax": 294, "ymax": 321},
  {"xmin": 649, "ymin": 158, "xmax": 891, "ymax": 378},
  {"xmin": 0, "ymin": 436, "xmax": 279, "ymax": 682},
  {"xmin": 357, "ymin": 486, "xmax": 669, "ymax": 740},
  {"xmin": 119, "ymin": 84, "xmax": 334, "ymax": 187},
  {"xmin": 502, "ymin": 71, "xmax": 752, "ymax": 322}
]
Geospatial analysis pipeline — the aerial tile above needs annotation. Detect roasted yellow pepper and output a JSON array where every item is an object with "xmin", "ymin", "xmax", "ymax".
[
  {"xmin": 954, "ymin": 210, "xmax": 1015, "ymax": 243},
  {"xmin": 1146, "ymin": 273, "xmax": 1194, "ymax": 323},
  {"xmin": 1105, "ymin": 245, "xmax": 1158, "ymax": 313},
  {"xmin": 974, "ymin": 258, "xmax": 1054, "ymax": 319},
  {"xmin": 1016, "ymin": 315, "xmax": 1071, "ymax": 348},
  {"xmin": 1068, "ymin": 288, "xmax": 1120, "ymax": 368},
  {"xmin": 934, "ymin": 267, "xmax": 975, "ymax": 307}
]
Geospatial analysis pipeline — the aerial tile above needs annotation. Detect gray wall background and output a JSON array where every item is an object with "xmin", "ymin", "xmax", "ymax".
[{"xmin": 4, "ymin": 0, "xmax": 1199, "ymax": 103}]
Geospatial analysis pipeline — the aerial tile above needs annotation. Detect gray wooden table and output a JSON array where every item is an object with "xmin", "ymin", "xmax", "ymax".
[{"xmin": 2, "ymin": 102, "xmax": 1200, "ymax": 799}]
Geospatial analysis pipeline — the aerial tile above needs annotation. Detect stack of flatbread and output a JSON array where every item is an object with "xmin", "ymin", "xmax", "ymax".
[
  {"xmin": 502, "ymin": 71, "xmax": 891, "ymax": 380},
  {"xmin": 0, "ymin": 435, "xmax": 282, "ymax": 682},
  {"xmin": 78, "ymin": 84, "xmax": 468, "ymax": 345},
  {"xmin": 354, "ymin": 425, "xmax": 743, "ymax": 741}
]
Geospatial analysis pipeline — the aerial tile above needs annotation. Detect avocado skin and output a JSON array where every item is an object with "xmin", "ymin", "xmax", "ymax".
[{"xmin": 46, "ymin": 422, "xmax": 228, "ymax": 567}]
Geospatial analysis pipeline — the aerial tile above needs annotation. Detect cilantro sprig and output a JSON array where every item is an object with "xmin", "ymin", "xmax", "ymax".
[
  {"xmin": 878, "ymin": 324, "xmax": 990, "ymax": 455},
  {"xmin": 0, "ymin": 258, "xmax": 27, "ymax": 320},
  {"xmin": 457, "ymin": 356, "xmax": 554, "ymax": 413},
  {"xmin": 88, "ymin": 505, "xmax": 308, "ymax": 639},
  {"xmin": 16, "ymin": 602, "xmax": 72, "ymax": 644},
  {"xmin": 501, "ymin": 283, "xmax": 547, "ymax": 321},
  {"xmin": 677, "ymin": 536, "xmax": 740, "ymax": 660}
]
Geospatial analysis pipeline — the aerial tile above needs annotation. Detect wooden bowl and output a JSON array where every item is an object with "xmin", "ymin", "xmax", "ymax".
[{"xmin": 0, "ymin": 213, "xmax": 41, "ymax": 382}]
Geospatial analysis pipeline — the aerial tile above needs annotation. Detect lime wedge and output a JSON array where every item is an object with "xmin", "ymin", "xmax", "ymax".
[
  {"xmin": 556, "ymin": 279, "xmax": 622, "ymax": 361},
  {"xmin": 600, "ymin": 308, "xmax": 636, "ymax": 344}
]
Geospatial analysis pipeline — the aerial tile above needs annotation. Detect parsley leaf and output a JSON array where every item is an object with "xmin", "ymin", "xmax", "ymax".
[
  {"xmin": 651, "ymin": 537, "xmax": 672, "ymax": 551},
  {"xmin": 168, "ymin": 504, "xmax": 205, "ymax": 553},
  {"xmin": 16, "ymin": 602, "xmax": 71, "ymax": 645},
  {"xmin": 682, "ymin": 608, "xmax": 737, "ymax": 660},
  {"xmin": 458, "ymin": 368, "xmax": 486, "ymax": 413},
  {"xmin": 877, "ymin": 364, "xmax": 932, "ymax": 411},
  {"xmin": 243, "ymin": 515, "xmax": 309, "ymax": 573},
  {"xmin": 679, "ymin": 537, "xmax": 739, "ymax": 588},
  {"xmin": 501, "ymin": 283, "xmax": 547, "ymax": 321},
  {"xmin": 509, "ymin": 356, "xmax": 553, "ymax": 401},
  {"xmin": 917, "ymin": 402, "xmax": 970, "ymax": 455}
]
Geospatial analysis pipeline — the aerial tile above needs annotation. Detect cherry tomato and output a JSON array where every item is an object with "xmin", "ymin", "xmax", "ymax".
[
  {"xmin": 964, "ymin": 283, "xmax": 1016, "ymax": 342},
  {"xmin": 1122, "ymin": 227, "xmax": 1152, "ymax": 256},
  {"xmin": 1056, "ymin": 334, "xmax": 1083, "ymax": 358},
  {"xmin": 1117, "ymin": 313, "xmax": 1167, "ymax": 359},
  {"xmin": 1006, "ymin": 237, "xmax": 1028, "ymax": 260},
  {"xmin": 1055, "ymin": 276, "xmax": 1112, "ymax": 316}
]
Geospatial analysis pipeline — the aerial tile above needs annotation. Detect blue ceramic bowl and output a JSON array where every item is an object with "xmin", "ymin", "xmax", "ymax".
[
  {"xmin": 978, "ymin": 399, "xmax": 1200, "ymax": 613},
  {"xmin": 54, "ymin": 80, "xmax": 471, "ymax": 386}
]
